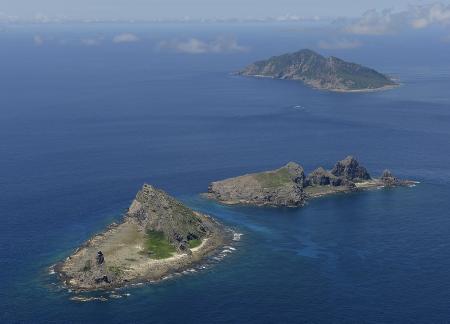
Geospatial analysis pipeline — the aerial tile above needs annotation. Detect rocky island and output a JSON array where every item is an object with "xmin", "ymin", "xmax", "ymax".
[
  {"xmin": 237, "ymin": 49, "xmax": 398, "ymax": 92},
  {"xmin": 56, "ymin": 184, "xmax": 230, "ymax": 291},
  {"xmin": 207, "ymin": 156, "xmax": 413, "ymax": 207}
]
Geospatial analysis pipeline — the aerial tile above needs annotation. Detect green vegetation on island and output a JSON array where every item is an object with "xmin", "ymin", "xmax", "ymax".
[
  {"xmin": 238, "ymin": 49, "xmax": 398, "ymax": 92},
  {"xmin": 56, "ymin": 184, "xmax": 229, "ymax": 291},
  {"xmin": 207, "ymin": 156, "xmax": 413, "ymax": 207},
  {"xmin": 143, "ymin": 230, "xmax": 177, "ymax": 259}
]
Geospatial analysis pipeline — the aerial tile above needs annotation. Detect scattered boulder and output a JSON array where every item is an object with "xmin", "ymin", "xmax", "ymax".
[
  {"xmin": 96, "ymin": 251, "xmax": 104, "ymax": 265},
  {"xmin": 331, "ymin": 156, "xmax": 371, "ymax": 181},
  {"xmin": 94, "ymin": 275, "xmax": 110, "ymax": 284}
]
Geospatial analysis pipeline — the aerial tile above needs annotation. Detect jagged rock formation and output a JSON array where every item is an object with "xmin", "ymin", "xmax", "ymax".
[
  {"xmin": 306, "ymin": 167, "xmax": 357, "ymax": 189},
  {"xmin": 207, "ymin": 162, "xmax": 307, "ymax": 207},
  {"xmin": 380, "ymin": 169, "xmax": 402, "ymax": 187},
  {"xmin": 207, "ymin": 157, "xmax": 413, "ymax": 207},
  {"xmin": 331, "ymin": 156, "xmax": 371, "ymax": 181},
  {"xmin": 237, "ymin": 49, "xmax": 397, "ymax": 92},
  {"xmin": 56, "ymin": 184, "xmax": 229, "ymax": 291}
]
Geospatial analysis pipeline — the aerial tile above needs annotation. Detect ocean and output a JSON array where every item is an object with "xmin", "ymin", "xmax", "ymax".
[{"xmin": 1, "ymin": 22, "xmax": 450, "ymax": 323}]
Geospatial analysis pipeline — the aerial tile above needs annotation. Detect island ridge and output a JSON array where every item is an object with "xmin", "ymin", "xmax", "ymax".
[
  {"xmin": 237, "ymin": 49, "xmax": 398, "ymax": 92},
  {"xmin": 207, "ymin": 156, "xmax": 413, "ymax": 207}
]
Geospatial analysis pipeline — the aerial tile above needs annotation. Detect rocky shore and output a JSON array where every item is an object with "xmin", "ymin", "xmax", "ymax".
[
  {"xmin": 207, "ymin": 156, "xmax": 414, "ymax": 207},
  {"xmin": 56, "ymin": 184, "xmax": 231, "ymax": 291}
]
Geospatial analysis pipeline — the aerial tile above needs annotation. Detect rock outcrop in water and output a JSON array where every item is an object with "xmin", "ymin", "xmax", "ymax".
[
  {"xmin": 206, "ymin": 156, "xmax": 414, "ymax": 207},
  {"xmin": 237, "ymin": 49, "xmax": 397, "ymax": 92},
  {"xmin": 56, "ymin": 184, "xmax": 229, "ymax": 291}
]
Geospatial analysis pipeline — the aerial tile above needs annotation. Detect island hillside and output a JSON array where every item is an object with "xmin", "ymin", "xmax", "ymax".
[
  {"xmin": 56, "ymin": 184, "xmax": 229, "ymax": 291},
  {"xmin": 206, "ymin": 156, "xmax": 413, "ymax": 207},
  {"xmin": 237, "ymin": 49, "xmax": 397, "ymax": 92}
]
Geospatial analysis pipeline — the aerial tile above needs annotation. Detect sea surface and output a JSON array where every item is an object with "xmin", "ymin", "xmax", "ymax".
[{"xmin": 1, "ymin": 23, "xmax": 450, "ymax": 323}]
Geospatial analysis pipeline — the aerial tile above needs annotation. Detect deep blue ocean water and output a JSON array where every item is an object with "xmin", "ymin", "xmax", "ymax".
[{"xmin": 1, "ymin": 23, "xmax": 450, "ymax": 323}]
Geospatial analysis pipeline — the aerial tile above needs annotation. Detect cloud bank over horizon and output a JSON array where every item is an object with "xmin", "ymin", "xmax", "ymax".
[
  {"xmin": 342, "ymin": 3, "xmax": 450, "ymax": 35},
  {"xmin": 0, "ymin": 0, "xmax": 440, "ymax": 23}
]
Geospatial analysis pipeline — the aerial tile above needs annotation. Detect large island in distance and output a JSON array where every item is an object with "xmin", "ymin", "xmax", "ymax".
[
  {"xmin": 206, "ymin": 156, "xmax": 414, "ymax": 207},
  {"xmin": 56, "ymin": 184, "xmax": 230, "ymax": 292},
  {"xmin": 237, "ymin": 49, "xmax": 398, "ymax": 92}
]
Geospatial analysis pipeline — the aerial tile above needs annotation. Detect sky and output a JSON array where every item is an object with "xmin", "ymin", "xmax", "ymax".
[{"xmin": 0, "ymin": 0, "xmax": 445, "ymax": 21}]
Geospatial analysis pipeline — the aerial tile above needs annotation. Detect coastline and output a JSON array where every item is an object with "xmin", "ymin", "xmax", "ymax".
[
  {"xmin": 235, "ymin": 73, "xmax": 400, "ymax": 93},
  {"xmin": 54, "ymin": 213, "xmax": 233, "ymax": 293},
  {"xmin": 206, "ymin": 179, "xmax": 416, "ymax": 207}
]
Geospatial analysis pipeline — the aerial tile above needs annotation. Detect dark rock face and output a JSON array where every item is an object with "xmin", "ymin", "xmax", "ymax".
[
  {"xmin": 331, "ymin": 156, "xmax": 371, "ymax": 181},
  {"xmin": 306, "ymin": 166, "xmax": 357, "ymax": 189},
  {"xmin": 380, "ymin": 169, "xmax": 400, "ymax": 186},
  {"xmin": 94, "ymin": 275, "xmax": 110, "ymax": 284},
  {"xmin": 306, "ymin": 167, "xmax": 333, "ymax": 186},
  {"xmin": 96, "ymin": 251, "xmax": 104, "ymax": 265}
]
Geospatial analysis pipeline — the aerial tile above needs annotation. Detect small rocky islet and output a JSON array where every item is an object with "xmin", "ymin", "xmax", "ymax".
[
  {"xmin": 206, "ymin": 156, "xmax": 414, "ymax": 207},
  {"xmin": 55, "ymin": 184, "xmax": 230, "ymax": 291}
]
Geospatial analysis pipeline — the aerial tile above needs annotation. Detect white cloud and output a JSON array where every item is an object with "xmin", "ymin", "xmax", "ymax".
[
  {"xmin": 409, "ymin": 3, "xmax": 450, "ymax": 29},
  {"xmin": 157, "ymin": 36, "xmax": 249, "ymax": 54},
  {"xmin": 318, "ymin": 38, "xmax": 362, "ymax": 49},
  {"xmin": 81, "ymin": 38, "xmax": 101, "ymax": 46},
  {"xmin": 33, "ymin": 35, "xmax": 44, "ymax": 46},
  {"xmin": 112, "ymin": 33, "xmax": 139, "ymax": 43},
  {"xmin": 344, "ymin": 3, "xmax": 450, "ymax": 35}
]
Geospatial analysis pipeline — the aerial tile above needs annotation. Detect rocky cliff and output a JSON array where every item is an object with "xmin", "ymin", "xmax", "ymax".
[
  {"xmin": 238, "ymin": 49, "xmax": 397, "ymax": 92},
  {"xmin": 127, "ymin": 184, "xmax": 210, "ymax": 252},
  {"xmin": 330, "ymin": 156, "xmax": 371, "ymax": 181}
]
